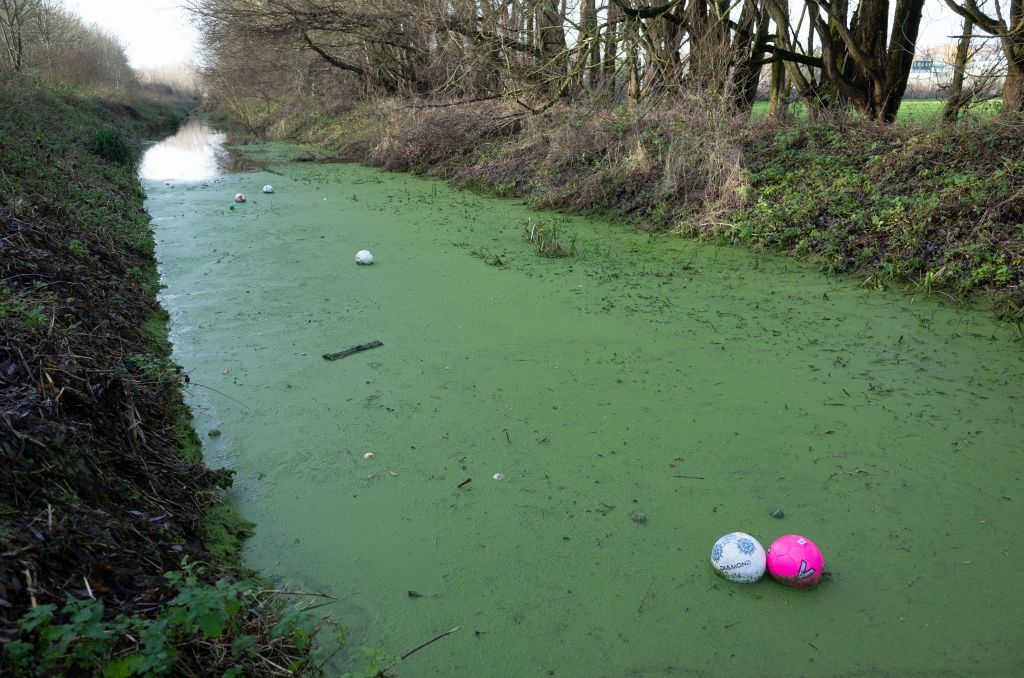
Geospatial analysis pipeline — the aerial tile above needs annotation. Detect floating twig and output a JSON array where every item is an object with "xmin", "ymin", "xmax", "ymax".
[
  {"xmin": 188, "ymin": 381, "xmax": 251, "ymax": 410},
  {"xmin": 400, "ymin": 626, "xmax": 462, "ymax": 661},
  {"xmin": 376, "ymin": 625, "xmax": 463, "ymax": 675},
  {"xmin": 674, "ymin": 474, "xmax": 705, "ymax": 480},
  {"xmin": 256, "ymin": 589, "xmax": 337, "ymax": 599},
  {"xmin": 457, "ymin": 478, "xmax": 472, "ymax": 488},
  {"xmin": 638, "ymin": 577, "xmax": 655, "ymax": 612},
  {"xmin": 323, "ymin": 340, "xmax": 383, "ymax": 361}
]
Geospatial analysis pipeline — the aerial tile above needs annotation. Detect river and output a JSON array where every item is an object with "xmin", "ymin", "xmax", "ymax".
[{"xmin": 142, "ymin": 119, "xmax": 1024, "ymax": 676}]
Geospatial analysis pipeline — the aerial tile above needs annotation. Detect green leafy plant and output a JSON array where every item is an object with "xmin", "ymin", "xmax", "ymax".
[
  {"xmin": 86, "ymin": 127, "xmax": 135, "ymax": 165},
  {"xmin": 5, "ymin": 559, "xmax": 337, "ymax": 677}
]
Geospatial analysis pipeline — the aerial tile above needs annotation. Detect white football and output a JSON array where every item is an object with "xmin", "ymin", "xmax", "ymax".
[
  {"xmin": 262, "ymin": 184, "xmax": 274, "ymax": 193},
  {"xmin": 355, "ymin": 249, "xmax": 374, "ymax": 265},
  {"xmin": 710, "ymin": 532, "xmax": 766, "ymax": 583}
]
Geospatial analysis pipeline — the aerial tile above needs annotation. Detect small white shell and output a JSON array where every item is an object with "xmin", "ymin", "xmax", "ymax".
[
  {"xmin": 234, "ymin": 193, "xmax": 246, "ymax": 203},
  {"xmin": 492, "ymin": 473, "xmax": 505, "ymax": 481},
  {"xmin": 362, "ymin": 452, "xmax": 375, "ymax": 460},
  {"xmin": 355, "ymin": 249, "xmax": 374, "ymax": 265},
  {"xmin": 262, "ymin": 184, "xmax": 274, "ymax": 193}
]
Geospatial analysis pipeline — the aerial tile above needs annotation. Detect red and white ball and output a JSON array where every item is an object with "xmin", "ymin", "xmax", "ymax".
[{"xmin": 234, "ymin": 193, "xmax": 246, "ymax": 203}]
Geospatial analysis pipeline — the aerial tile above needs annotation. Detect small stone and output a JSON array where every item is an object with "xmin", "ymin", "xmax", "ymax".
[
  {"xmin": 207, "ymin": 429, "xmax": 221, "ymax": 437},
  {"xmin": 363, "ymin": 452, "xmax": 375, "ymax": 460},
  {"xmin": 630, "ymin": 511, "xmax": 648, "ymax": 525},
  {"xmin": 770, "ymin": 509, "xmax": 785, "ymax": 519}
]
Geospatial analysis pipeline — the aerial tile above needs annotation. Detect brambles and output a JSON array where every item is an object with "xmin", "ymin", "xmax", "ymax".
[{"xmin": 5, "ymin": 559, "xmax": 339, "ymax": 677}]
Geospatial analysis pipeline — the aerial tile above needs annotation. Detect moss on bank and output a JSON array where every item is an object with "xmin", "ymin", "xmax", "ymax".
[
  {"xmin": 233, "ymin": 98, "xmax": 1023, "ymax": 321},
  {"xmin": 0, "ymin": 74, "xmax": 332, "ymax": 674}
]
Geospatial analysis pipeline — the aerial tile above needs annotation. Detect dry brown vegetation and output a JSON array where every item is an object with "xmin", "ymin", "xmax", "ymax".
[
  {"xmin": 221, "ymin": 92, "xmax": 1023, "ymax": 317},
  {"xmin": 186, "ymin": 1, "xmax": 1023, "ymax": 311}
]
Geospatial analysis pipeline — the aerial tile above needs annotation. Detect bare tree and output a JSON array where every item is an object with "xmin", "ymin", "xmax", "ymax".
[
  {"xmin": 801, "ymin": 0, "xmax": 927, "ymax": 121},
  {"xmin": 944, "ymin": 0, "xmax": 1024, "ymax": 113},
  {"xmin": 944, "ymin": 16, "xmax": 974, "ymax": 122},
  {"xmin": 187, "ymin": 0, "xmax": 942, "ymax": 122},
  {"xmin": 0, "ymin": 0, "xmax": 44, "ymax": 71}
]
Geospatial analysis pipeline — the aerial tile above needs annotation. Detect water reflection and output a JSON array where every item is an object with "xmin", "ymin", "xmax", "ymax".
[{"xmin": 139, "ymin": 118, "xmax": 224, "ymax": 183}]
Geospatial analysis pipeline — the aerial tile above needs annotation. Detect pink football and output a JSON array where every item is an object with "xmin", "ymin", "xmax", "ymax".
[
  {"xmin": 766, "ymin": 535, "xmax": 824, "ymax": 589},
  {"xmin": 234, "ymin": 193, "xmax": 246, "ymax": 203}
]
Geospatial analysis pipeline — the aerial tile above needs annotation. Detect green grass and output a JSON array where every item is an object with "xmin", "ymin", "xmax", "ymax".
[
  {"xmin": 750, "ymin": 97, "xmax": 1003, "ymax": 122},
  {"xmin": 725, "ymin": 118, "xmax": 1024, "ymax": 308}
]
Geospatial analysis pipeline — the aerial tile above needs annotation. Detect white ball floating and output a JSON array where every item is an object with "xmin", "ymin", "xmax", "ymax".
[
  {"xmin": 362, "ymin": 452, "xmax": 375, "ymax": 460},
  {"xmin": 710, "ymin": 532, "xmax": 766, "ymax": 583},
  {"xmin": 492, "ymin": 473, "xmax": 505, "ymax": 481},
  {"xmin": 234, "ymin": 193, "xmax": 246, "ymax": 203},
  {"xmin": 262, "ymin": 184, "xmax": 274, "ymax": 194},
  {"xmin": 355, "ymin": 249, "xmax": 375, "ymax": 265}
]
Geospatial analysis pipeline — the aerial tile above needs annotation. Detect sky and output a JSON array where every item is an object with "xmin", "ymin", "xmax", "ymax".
[
  {"xmin": 66, "ymin": 0, "xmax": 967, "ymax": 70},
  {"xmin": 68, "ymin": 0, "xmax": 200, "ymax": 69}
]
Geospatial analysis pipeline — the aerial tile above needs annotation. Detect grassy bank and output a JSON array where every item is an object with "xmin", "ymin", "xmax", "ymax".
[
  {"xmin": 231, "ymin": 96, "xmax": 1023, "ymax": 323},
  {"xmin": 0, "ymin": 75, "xmax": 331, "ymax": 674}
]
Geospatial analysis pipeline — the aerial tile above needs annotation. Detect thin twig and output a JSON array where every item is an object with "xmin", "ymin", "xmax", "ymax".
[
  {"xmin": 187, "ymin": 381, "xmax": 250, "ymax": 410},
  {"xmin": 256, "ymin": 589, "xmax": 337, "ymax": 599},
  {"xmin": 638, "ymin": 577, "xmax": 655, "ymax": 612},
  {"xmin": 378, "ymin": 625, "xmax": 463, "ymax": 676},
  {"xmin": 400, "ymin": 625, "xmax": 462, "ymax": 661}
]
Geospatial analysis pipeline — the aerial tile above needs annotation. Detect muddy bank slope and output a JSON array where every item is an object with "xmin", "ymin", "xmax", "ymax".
[{"xmin": 1, "ymin": 76, "xmax": 324, "ymax": 675}]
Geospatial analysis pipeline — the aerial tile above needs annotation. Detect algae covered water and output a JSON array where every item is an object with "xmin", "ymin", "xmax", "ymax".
[{"xmin": 143, "ymin": 127, "xmax": 1024, "ymax": 676}]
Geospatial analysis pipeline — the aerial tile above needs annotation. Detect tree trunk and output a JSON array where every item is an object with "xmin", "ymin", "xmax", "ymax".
[
  {"xmin": 603, "ymin": 1, "xmax": 619, "ymax": 92},
  {"xmin": 879, "ymin": 0, "xmax": 926, "ymax": 121},
  {"xmin": 536, "ymin": 0, "xmax": 566, "ymax": 91},
  {"xmin": 769, "ymin": 57, "xmax": 787, "ymax": 116},
  {"xmin": 807, "ymin": 0, "xmax": 925, "ymax": 122},
  {"xmin": 580, "ymin": 0, "xmax": 598, "ymax": 90},
  {"xmin": 942, "ymin": 0, "xmax": 1023, "ymax": 114},
  {"xmin": 1002, "ymin": 0, "xmax": 1024, "ymax": 113},
  {"xmin": 731, "ymin": 1, "xmax": 770, "ymax": 113},
  {"xmin": 1005, "ymin": 64, "xmax": 1024, "ymax": 113},
  {"xmin": 943, "ymin": 17, "xmax": 973, "ymax": 123},
  {"xmin": 627, "ymin": 37, "xmax": 640, "ymax": 101}
]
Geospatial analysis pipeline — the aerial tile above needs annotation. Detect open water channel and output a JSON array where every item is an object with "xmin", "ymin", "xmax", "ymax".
[{"xmin": 142, "ymin": 119, "xmax": 1024, "ymax": 676}]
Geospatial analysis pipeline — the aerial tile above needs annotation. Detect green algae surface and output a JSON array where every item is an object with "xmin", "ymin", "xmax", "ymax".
[{"xmin": 144, "ymin": 125, "xmax": 1024, "ymax": 676}]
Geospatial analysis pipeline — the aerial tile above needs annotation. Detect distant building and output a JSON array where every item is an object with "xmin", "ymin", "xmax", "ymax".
[
  {"xmin": 904, "ymin": 44, "xmax": 1004, "ymax": 97},
  {"xmin": 907, "ymin": 50, "xmax": 954, "ymax": 91}
]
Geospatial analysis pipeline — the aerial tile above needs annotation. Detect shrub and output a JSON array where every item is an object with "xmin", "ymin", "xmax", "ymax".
[
  {"xmin": 86, "ymin": 127, "xmax": 135, "ymax": 165},
  {"xmin": 524, "ymin": 218, "xmax": 577, "ymax": 257},
  {"xmin": 3, "ymin": 559, "xmax": 337, "ymax": 677}
]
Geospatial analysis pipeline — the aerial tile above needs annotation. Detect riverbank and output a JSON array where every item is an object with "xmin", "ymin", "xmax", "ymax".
[
  {"xmin": 225, "ymin": 97, "xmax": 1023, "ymax": 322},
  {"xmin": 0, "ymin": 75, "xmax": 326, "ymax": 674}
]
